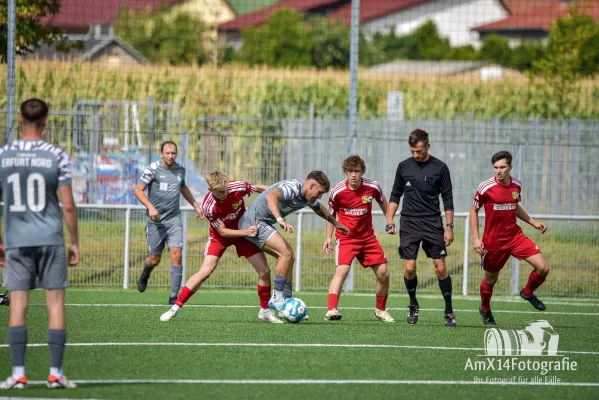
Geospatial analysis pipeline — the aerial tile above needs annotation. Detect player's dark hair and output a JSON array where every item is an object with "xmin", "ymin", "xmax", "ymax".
[
  {"xmin": 342, "ymin": 155, "xmax": 366, "ymax": 173},
  {"xmin": 491, "ymin": 151, "xmax": 512, "ymax": 165},
  {"xmin": 160, "ymin": 140, "xmax": 177, "ymax": 153},
  {"xmin": 20, "ymin": 98, "xmax": 49, "ymax": 128},
  {"xmin": 408, "ymin": 129, "xmax": 430, "ymax": 147},
  {"xmin": 307, "ymin": 170, "xmax": 330, "ymax": 192}
]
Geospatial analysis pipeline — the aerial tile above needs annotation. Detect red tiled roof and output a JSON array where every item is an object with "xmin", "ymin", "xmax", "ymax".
[
  {"xmin": 42, "ymin": 0, "xmax": 183, "ymax": 30},
  {"xmin": 329, "ymin": 0, "xmax": 432, "ymax": 25},
  {"xmin": 473, "ymin": 1, "xmax": 599, "ymax": 32}
]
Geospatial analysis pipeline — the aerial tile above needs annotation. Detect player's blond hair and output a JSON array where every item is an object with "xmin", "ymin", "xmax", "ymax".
[{"xmin": 205, "ymin": 170, "xmax": 228, "ymax": 192}]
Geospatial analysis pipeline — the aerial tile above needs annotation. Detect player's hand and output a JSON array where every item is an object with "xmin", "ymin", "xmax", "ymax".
[
  {"xmin": 195, "ymin": 206, "xmax": 205, "ymax": 220},
  {"xmin": 336, "ymin": 224, "xmax": 350, "ymax": 235},
  {"xmin": 278, "ymin": 220, "xmax": 294, "ymax": 233},
  {"xmin": 148, "ymin": 206, "xmax": 160, "ymax": 221},
  {"xmin": 322, "ymin": 238, "xmax": 332, "ymax": 254},
  {"xmin": 534, "ymin": 221, "xmax": 547, "ymax": 234},
  {"xmin": 245, "ymin": 226, "xmax": 258, "ymax": 237},
  {"xmin": 444, "ymin": 227, "xmax": 454, "ymax": 247},
  {"xmin": 385, "ymin": 222, "xmax": 397, "ymax": 235},
  {"xmin": 68, "ymin": 244, "xmax": 80, "ymax": 266},
  {"xmin": 472, "ymin": 238, "xmax": 484, "ymax": 255},
  {"xmin": 0, "ymin": 243, "xmax": 5, "ymax": 267}
]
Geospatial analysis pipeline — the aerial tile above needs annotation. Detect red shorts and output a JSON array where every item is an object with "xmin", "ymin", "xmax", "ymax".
[
  {"xmin": 480, "ymin": 235, "xmax": 541, "ymax": 273},
  {"xmin": 335, "ymin": 236, "xmax": 388, "ymax": 267},
  {"xmin": 204, "ymin": 236, "xmax": 261, "ymax": 259}
]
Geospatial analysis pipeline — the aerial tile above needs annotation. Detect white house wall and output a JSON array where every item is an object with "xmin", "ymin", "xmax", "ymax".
[{"xmin": 362, "ymin": 0, "xmax": 509, "ymax": 47}]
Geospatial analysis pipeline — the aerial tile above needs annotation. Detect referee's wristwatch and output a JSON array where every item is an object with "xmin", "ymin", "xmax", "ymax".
[{"xmin": 446, "ymin": 223, "xmax": 455, "ymax": 228}]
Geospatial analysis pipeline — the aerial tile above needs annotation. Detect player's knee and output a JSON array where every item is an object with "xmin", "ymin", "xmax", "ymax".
[
  {"xmin": 404, "ymin": 263, "xmax": 417, "ymax": 275},
  {"xmin": 257, "ymin": 268, "xmax": 271, "ymax": 282},
  {"xmin": 147, "ymin": 255, "xmax": 161, "ymax": 266},
  {"xmin": 281, "ymin": 246, "xmax": 295, "ymax": 265},
  {"xmin": 538, "ymin": 263, "xmax": 549, "ymax": 276},
  {"xmin": 378, "ymin": 267, "xmax": 390, "ymax": 283}
]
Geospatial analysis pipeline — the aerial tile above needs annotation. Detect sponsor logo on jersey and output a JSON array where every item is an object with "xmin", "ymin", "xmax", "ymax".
[
  {"xmin": 493, "ymin": 203, "xmax": 517, "ymax": 211},
  {"xmin": 343, "ymin": 208, "xmax": 368, "ymax": 216},
  {"xmin": 224, "ymin": 208, "xmax": 243, "ymax": 221}
]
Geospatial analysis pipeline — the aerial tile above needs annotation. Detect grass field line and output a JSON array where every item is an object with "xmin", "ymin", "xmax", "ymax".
[
  {"xmin": 28, "ymin": 303, "xmax": 599, "ymax": 316},
  {"xmin": 1, "ymin": 342, "xmax": 598, "ymax": 356},
  {"xmin": 63, "ymin": 289, "xmax": 599, "ymax": 306},
  {"xmin": 17, "ymin": 379, "xmax": 599, "ymax": 387}
]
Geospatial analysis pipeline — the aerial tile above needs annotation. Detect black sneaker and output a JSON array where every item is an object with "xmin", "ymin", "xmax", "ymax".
[
  {"xmin": 520, "ymin": 290, "xmax": 546, "ymax": 310},
  {"xmin": 168, "ymin": 296, "xmax": 177, "ymax": 305},
  {"xmin": 407, "ymin": 304, "xmax": 419, "ymax": 325},
  {"xmin": 444, "ymin": 313, "xmax": 456, "ymax": 328},
  {"xmin": 479, "ymin": 307, "xmax": 496, "ymax": 325},
  {"xmin": 0, "ymin": 294, "xmax": 9, "ymax": 306},
  {"xmin": 137, "ymin": 274, "xmax": 150, "ymax": 293}
]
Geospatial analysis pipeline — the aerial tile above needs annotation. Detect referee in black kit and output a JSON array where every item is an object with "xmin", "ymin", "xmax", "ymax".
[{"xmin": 385, "ymin": 129, "xmax": 456, "ymax": 328}]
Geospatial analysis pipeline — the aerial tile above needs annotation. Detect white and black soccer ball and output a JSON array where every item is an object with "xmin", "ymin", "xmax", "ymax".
[{"xmin": 281, "ymin": 298, "xmax": 307, "ymax": 323}]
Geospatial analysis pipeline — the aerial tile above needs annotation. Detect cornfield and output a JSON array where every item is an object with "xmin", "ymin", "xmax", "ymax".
[{"xmin": 1, "ymin": 61, "xmax": 598, "ymax": 119}]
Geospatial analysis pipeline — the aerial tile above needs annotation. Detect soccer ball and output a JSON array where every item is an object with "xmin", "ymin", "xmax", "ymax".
[{"xmin": 281, "ymin": 298, "xmax": 307, "ymax": 323}]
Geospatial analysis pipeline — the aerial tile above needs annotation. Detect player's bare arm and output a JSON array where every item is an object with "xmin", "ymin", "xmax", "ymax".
[
  {"xmin": 516, "ymin": 204, "xmax": 547, "ymax": 233},
  {"xmin": 252, "ymin": 184, "xmax": 270, "ymax": 193},
  {"xmin": 469, "ymin": 205, "xmax": 484, "ymax": 254},
  {"xmin": 58, "ymin": 185, "xmax": 80, "ymax": 266},
  {"xmin": 134, "ymin": 182, "xmax": 159, "ymax": 221},
  {"xmin": 444, "ymin": 209, "xmax": 455, "ymax": 246},
  {"xmin": 266, "ymin": 188, "xmax": 294, "ymax": 233},
  {"xmin": 180, "ymin": 185, "xmax": 204, "ymax": 219},
  {"xmin": 310, "ymin": 203, "xmax": 349, "ymax": 235},
  {"xmin": 215, "ymin": 223, "xmax": 257, "ymax": 238},
  {"xmin": 385, "ymin": 202, "xmax": 399, "ymax": 234}
]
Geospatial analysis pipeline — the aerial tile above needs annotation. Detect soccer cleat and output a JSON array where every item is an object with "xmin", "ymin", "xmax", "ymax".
[
  {"xmin": 444, "ymin": 313, "xmax": 457, "ymax": 328},
  {"xmin": 407, "ymin": 304, "xmax": 419, "ymax": 325},
  {"xmin": 258, "ymin": 309, "xmax": 284, "ymax": 324},
  {"xmin": 374, "ymin": 309, "xmax": 395, "ymax": 322},
  {"xmin": 137, "ymin": 274, "xmax": 149, "ymax": 293},
  {"xmin": 160, "ymin": 306, "xmax": 180, "ymax": 322},
  {"xmin": 0, "ymin": 293, "xmax": 9, "ymax": 306},
  {"xmin": 324, "ymin": 309, "xmax": 343, "ymax": 321},
  {"xmin": 47, "ymin": 375, "xmax": 77, "ymax": 389},
  {"xmin": 479, "ymin": 307, "xmax": 497, "ymax": 325},
  {"xmin": 0, "ymin": 376, "xmax": 27, "ymax": 389},
  {"xmin": 520, "ymin": 290, "xmax": 546, "ymax": 311},
  {"xmin": 168, "ymin": 296, "xmax": 177, "ymax": 305},
  {"xmin": 268, "ymin": 296, "xmax": 284, "ymax": 312}
]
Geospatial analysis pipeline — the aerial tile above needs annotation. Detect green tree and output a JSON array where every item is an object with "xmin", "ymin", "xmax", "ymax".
[
  {"xmin": 446, "ymin": 45, "xmax": 478, "ymax": 60},
  {"xmin": 116, "ymin": 8, "xmax": 207, "ymax": 65},
  {"xmin": 410, "ymin": 20, "xmax": 451, "ymax": 60},
  {"xmin": 479, "ymin": 34, "xmax": 512, "ymax": 65},
  {"xmin": 237, "ymin": 9, "xmax": 313, "ymax": 67},
  {"xmin": 0, "ymin": 0, "xmax": 66, "ymax": 63},
  {"xmin": 309, "ymin": 17, "xmax": 351, "ymax": 69},
  {"xmin": 509, "ymin": 42, "xmax": 544, "ymax": 71}
]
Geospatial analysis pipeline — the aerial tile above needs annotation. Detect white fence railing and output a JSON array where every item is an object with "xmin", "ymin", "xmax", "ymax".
[{"xmin": 2, "ymin": 205, "xmax": 598, "ymax": 297}]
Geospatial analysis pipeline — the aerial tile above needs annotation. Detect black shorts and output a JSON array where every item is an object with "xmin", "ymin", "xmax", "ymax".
[{"xmin": 399, "ymin": 217, "xmax": 447, "ymax": 260}]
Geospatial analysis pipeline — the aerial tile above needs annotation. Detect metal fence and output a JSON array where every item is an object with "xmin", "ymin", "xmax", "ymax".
[{"xmin": 2, "ymin": 205, "xmax": 596, "ymax": 297}]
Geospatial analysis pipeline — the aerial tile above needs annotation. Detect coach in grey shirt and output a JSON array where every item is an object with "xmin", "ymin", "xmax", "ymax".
[
  {"xmin": 134, "ymin": 141, "xmax": 203, "ymax": 305},
  {"xmin": 239, "ymin": 171, "xmax": 348, "ymax": 311}
]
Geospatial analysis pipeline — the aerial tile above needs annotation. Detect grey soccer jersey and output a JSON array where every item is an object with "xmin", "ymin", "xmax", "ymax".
[
  {"xmin": 247, "ymin": 179, "xmax": 319, "ymax": 225},
  {"xmin": 138, "ymin": 161, "xmax": 186, "ymax": 224},
  {"xmin": 0, "ymin": 140, "xmax": 71, "ymax": 249}
]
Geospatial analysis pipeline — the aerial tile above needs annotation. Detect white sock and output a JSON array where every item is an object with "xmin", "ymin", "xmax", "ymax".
[
  {"xmin": 50, "ymin": 367, "xmax": 63, "ymax": 378},
  {"xmin": 260, "ymin": 307, "xmax": 270, "ymax": 313},
  {"xmin": 171, "ymin": 305, "xmax": 180, "ymax": 312},
  {"xmin": 273, "ymin": 290, "xmax": 284, "ymax": 302},
  {"xmin": 12, "ymin": 366, "xmax": 25, "ymax": 379}
]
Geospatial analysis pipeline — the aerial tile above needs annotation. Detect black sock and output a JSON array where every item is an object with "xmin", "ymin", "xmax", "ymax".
[
  {"xmin": 439, "ymin": 275, "xmax": 453, "ymax": 314},
  {"xmin": 404, "ymin": 275, "xmax": 418, "ymax": 306},
  {"xmin": 142, "ymin": 264, "xmax": 155, "ymax": 277}
]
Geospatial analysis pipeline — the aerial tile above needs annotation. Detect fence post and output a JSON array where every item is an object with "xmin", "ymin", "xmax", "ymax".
[
  {"xmin": 295, "ymin": 212, "xmax": 303, "ymax": 293},
  {"xmin": 147, "ymin": 97, "xmax": 154, "ymax": 165},
  {"xmin": 462, "ymin": 214, "xmax": 470, "ymax": 296},
  {"xmin": 123, "ymin": 207, "xmax": 131, "ymax": 289}
]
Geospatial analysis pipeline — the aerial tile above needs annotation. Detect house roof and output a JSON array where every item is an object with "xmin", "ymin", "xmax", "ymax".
[
  {"xmin": 473, "ymin": 1, "xmax": 599, "ymax": 32},
  {"xmin": 227, "ymin": 0, "xmax": 279, "ymax": 15},
  {"xmin": 366, "ymin": 60, "xmax": 494, "ymax": 76},
  {"xmin": 329, "ymin": 0, "xmax": 433, "ymax": 25},
  {"xmin": 42, "ymin": 0, "xmax": 184, "ymax": 31}
]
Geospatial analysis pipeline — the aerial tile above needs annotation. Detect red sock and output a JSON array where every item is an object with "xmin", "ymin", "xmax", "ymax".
[
  {"xmin": 175, "ymin": 286, "xmax": 194, "ymax": 307},
  {"xmin": 480, "ymin": 279, "xmax": 495, "ymax": 313},
  {"xmin": 523, "ymin": 270, "xmax": 547, "ymax": 297},
  {"xmin": 376, "ymin": 295, "xmax": 388, "ymax": 311},
  {"xmin": 328, "ymin": 293, "xmax": 339, "ymax": 310},
  {"xmin": 258, "ymin": 285, "xmax": 271, "ymax": 309}
]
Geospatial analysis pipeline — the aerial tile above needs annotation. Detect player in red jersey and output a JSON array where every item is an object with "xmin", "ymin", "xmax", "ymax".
[
  {"xmin": 160, "ymin": 170, "xmax": 283, "ymax": 323},
  {"xmin": 470, "ymin": 151, "xmax": 549, "ymax": 325},
  {"xmin": 322, "ymin": 155, "xmax": 394, "ymax": 322}
]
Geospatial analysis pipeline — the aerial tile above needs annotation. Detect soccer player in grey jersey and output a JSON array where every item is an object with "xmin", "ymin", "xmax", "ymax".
[
  {"xmin": 0, "ymin": 99, "xmax": 79, "ymax": 389},
  {"xmin": 134, "ymin": 141, "xmax": 203, "ymax": 304},
  {"xmin": 239, "ymin": 171, "xmax": 349, "ymax": 311}
]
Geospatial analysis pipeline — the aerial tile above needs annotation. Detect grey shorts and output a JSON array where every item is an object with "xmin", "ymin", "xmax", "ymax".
[
  {"xmin": 5, "ymin": 245, "xmax": 68, "ymax": 290},
  {"xmin": 146, "ymin": 222, "xmax": 184, "ymax": 255},
  {"xmin": 238, "ymin": 214, "xmax": 278, "ymax": 249}
]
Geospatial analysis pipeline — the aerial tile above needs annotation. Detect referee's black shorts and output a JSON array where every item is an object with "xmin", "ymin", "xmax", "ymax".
[{"xmin": 399, "ymin": 216, "xmax": 447, "ymax": 260}]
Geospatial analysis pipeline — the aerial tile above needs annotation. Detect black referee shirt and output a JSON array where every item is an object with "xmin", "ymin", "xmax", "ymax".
[{"xmin": 389, "ymin": 155, "xmax": 454, "ymax": 219}]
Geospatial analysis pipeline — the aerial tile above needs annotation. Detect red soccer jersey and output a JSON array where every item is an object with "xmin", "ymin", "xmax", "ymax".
[
  {"xmin": 203, "ymin": 180, "xmax": 256, "ymax": 240},
  {"xmin": 328, "ymin": 178, "xmax": 386, "ymax": 240},
  {"xmin": 473, "ymin": 176, "xmax": 523, "ymax": 250}
]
